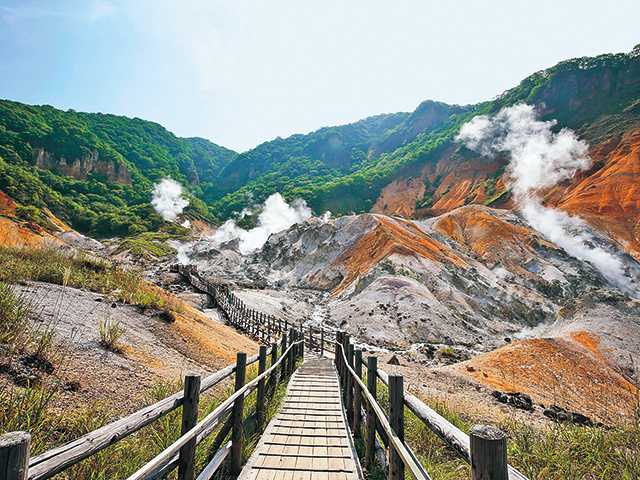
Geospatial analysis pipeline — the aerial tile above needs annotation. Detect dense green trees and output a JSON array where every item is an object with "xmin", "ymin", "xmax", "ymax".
[
  {"xmin": 0, "ymin": 100, "xmax": 236, "ymax": 237},
  {"xmin": 1, "ymin": 49, "xmax": 638, "ymax": 237}
]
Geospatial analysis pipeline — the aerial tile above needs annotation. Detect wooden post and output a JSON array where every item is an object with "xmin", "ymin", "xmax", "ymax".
[
  {"xmin": 231, "ymin": 352, "xmax": 247, "ymax": 475},
  {"xmin": 364, "ymin": 356, "xmax": 377, "ymax": 469},
  {"xmin": 353, "ymin": 349, "xmax": 363, "ymax": 437},
  {"xmin": 341, "ymin": 334, "xmax": 350, "ymax": 403},
  {"xmin": 269, "ymin": 342, "xmax": 278, "ymax": 394},
  {"xmin": 280, "ymin": 332, "xmax": 288, "ymax": 381},
  {"xmin": 470, "ymin": 425, "xmax": 508, "ymax": 480},
  {"xmin": 346, "ymin": 342, "xmax": 355, "ymax": 425},
  {"xmin": 178, "ymin": 374, "xmax": 201, "ymax": 480},
  {"xmin": 0, "ymin": 432, "xmax": 30, "ymax": 480},
  {"xmin": 291, "ymin": 329, "xmax": 297, "ymax": 361},
  {"xmin": 256, "ymin": 345, "xmax": 268, "ymax": 431},
  {"xmin": 288, "ymin": 328, "xmax": 295, "ymax": 375},
  {"xmin": 320, "ymin": 328, "xmax": 325, "ymax": 357},
  {"xmin": 335, "ymin": 332, "xmax": 343, "ymax": 384},
  {"xmin": 388, "ymin": 375, "xmax": 405, "ymax": 480}
]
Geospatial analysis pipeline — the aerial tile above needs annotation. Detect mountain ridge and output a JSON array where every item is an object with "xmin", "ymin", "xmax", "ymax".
[{"xmin": 1, "ymin": 45, "xmax": 639, "ymax": 241}]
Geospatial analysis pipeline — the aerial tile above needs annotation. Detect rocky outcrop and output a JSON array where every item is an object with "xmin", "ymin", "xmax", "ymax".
[
  {"xmin": 34, "ymin": 148, "xmax": 131, "ymax": 184},
  {"xmin": 453, "ymin": 335, "xmax": 640, "ymax": 426}
]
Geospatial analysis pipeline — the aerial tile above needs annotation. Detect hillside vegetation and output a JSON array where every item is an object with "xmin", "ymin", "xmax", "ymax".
[
  {"xmin": 1, "ymin": 46, "xmax": 639, "ymax": 237},
  {"xmin": 0, "ymin": 100, "xmax": 236, "ymax": 237}
]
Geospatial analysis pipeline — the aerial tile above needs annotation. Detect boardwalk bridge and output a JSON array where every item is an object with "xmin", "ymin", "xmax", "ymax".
[{"xmin": 1, "ymin": 266, "xmax": 528, "ymax": 480}]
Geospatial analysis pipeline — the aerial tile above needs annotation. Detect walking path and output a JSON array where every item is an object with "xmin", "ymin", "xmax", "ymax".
[{"xmin": 239, "ymin": 357, "xmax": 363, "ymax": 480}]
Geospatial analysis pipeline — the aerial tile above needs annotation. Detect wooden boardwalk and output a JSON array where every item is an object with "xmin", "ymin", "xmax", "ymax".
[{"xmin": 239, "ymin": 357, "xmax": 363, "ymax": 480}]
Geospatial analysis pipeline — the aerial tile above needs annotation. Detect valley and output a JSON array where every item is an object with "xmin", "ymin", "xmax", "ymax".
[{"xmin": 1, "ymin": 44, "xmax": 640, "ymax": 479}]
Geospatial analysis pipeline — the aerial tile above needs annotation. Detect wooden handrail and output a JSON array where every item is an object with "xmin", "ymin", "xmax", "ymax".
[
  {"xmin": 126, "ymin": 340, "xmax": 303, "ymax": 480},
  {"xmin": 28, "ymin": 354, "xmax": 259, "ymax": 480},
  {"xmin": 358, "ymin": 355, "xmax": 529, "ymax": 480},
  {"xmin": 337, "ymin": 342, "xmax": 432, "ymax": 480}
]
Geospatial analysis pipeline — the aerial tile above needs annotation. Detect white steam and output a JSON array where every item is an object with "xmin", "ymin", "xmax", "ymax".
[
  {"xmin": 212, "ymin": 193, "xmax": 312, "ymax": 255},
  {"xmin": 175, "ymin": 241, "xmax": 193, "ymax": 265},
  {"xmin": 152, "ymin": 178, "xmax": 189, "ymax": 222},
  {"xmin": 457, "ymin": 104, "xmax": 627, "ymax": 286}
]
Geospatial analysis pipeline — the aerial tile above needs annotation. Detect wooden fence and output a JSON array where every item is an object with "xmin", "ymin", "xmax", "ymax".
[
  {"xmin": 1, "ymin": 264, "xmax": 530, "ymax": 480},
  {"xmin": 180, "ymin": 265, "xmax": 529, "ymax": 480},
  {"xmin": 332, "ymin": 332, "xmax": 529, "ymax": 480},
  {"xmin": 1, "ymin": 323, "xmax": 304, "ymax": 479}
]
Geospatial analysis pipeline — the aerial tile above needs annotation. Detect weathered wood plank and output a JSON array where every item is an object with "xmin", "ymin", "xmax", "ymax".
[
  {"xmin": 239, "ymin": 357, "xmax": 363, "ymax": 480},
  {"xmin": 28, "ymin": 354, "xmax": 259, "ymax": 480}
]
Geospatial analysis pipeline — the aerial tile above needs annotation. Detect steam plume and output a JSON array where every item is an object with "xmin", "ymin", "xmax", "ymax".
[
  {"xmin": 213, "ymin": 193, "xmax": 312, "ymax": 255},
  {"xmin": 457, "ymin": 104, "xmax": 627, "ymax": 286},
  {"xmin": 151, "ymin": 178, "xmax": 189, "ymax": 222}
]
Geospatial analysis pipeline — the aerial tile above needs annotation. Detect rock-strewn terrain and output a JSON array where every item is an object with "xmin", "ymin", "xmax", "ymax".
[{"xmin": 180, "ymin": 205, "xmax": 640, "ymax": 424}]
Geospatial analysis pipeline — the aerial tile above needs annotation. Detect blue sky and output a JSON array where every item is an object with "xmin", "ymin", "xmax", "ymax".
[{"xmin": 1, "ymin": 0, "xmax": 639, "ymax": 151}]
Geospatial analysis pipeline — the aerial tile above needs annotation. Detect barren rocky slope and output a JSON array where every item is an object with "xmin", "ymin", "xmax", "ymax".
[{"xmin": 182, "ymin": 205, "xmax": 640, "ymax": 424}]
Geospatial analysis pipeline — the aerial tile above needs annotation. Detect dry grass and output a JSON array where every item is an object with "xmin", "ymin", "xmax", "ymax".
[
  {"xmin": 0, "ymin": 246, "xmax": 185, "ymax": 315},
  {"xmin": 98, "ymin": 317, "xmax": 126, "ymax": 353},
  {"xmin": 1, "ymin": 344, "xmax": 292, "ymax": 479},
  {"xmin": 368, "ymin": 374, "xmax": 640, "ymax": 480}
]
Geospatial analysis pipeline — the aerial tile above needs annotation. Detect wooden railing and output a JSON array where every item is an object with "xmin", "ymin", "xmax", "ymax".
[
  {"xmin": 1, "ymin": 328, "xmax": 305, "ymax": 480},
  {"xmin": 0, "ymin": 264, "xmax": 533, "ymax": 480},
  {"xmin": 178, "ymin": 265, "xmax": 530, "ymax": 479},
  {"xmin": 125, "ymin": 338, "xmax": 304, "ymax": 480},
  {"xmin": 179, "ymin": 265, "xmax": 303, "ymax": 345},
  {"xmin": 179, "ymin": 265, "xmax": 339, "ymax": 350},
  {"xmin": 333, "ymin": 332, "xmax": 530, "ymax": 480}
]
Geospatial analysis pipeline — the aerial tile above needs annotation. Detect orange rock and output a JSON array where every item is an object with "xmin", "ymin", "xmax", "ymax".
[
  {"xmin": 331, "ymin": 215, "xmax": 467, "ymax": 295},
  {"xmin": 549, "ymin": 129, "xmax": 640, "ymax": 260},
  {"xmin": 433, "ymin": 205, "xmax": 556, "ymax": 275},
  {"xmin": 453, "ymin": 337, "xmax": 639, "ymax": 425},
  {"xmin": 0, "ymin": 190, "xmax": 17, "ymax": 215}
]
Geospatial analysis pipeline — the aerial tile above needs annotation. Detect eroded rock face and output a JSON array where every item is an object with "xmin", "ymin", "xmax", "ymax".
[
  {"xmin": 186, "ymin": 205, "xmax": 639, "ymax": 356},
  {"xmin": 34, "ymin": 148, "xmax": 131, "ymax": 184}
]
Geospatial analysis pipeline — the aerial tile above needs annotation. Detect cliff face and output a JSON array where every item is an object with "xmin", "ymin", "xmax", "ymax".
[
  {"xmin": 549, "ymin": 128, "xmax": 640, "ymax": 260},
  {"xmin": 371, "ymin": 146, "xmax": 510, "ymax": 217},
  {"xmin": 372, "ymin": 121, "xmax": 640, "ymax": 260},
  {"xmin": 33, "ymin": 148, "xmax": 132, "ymax": 184},
  {"xmin": 371, "ymin": 48, "xmax": 640, "ymax": 262}
]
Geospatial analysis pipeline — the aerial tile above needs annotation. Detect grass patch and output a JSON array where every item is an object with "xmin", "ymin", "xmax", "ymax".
[
  {"xmin": 98, "ymin": 317, "xmax": 126, "ymax": 353},
  {"xmin": 0, "ymin": 246, "xmax": 183, "ymax": 313},
  {"xmin": 364, "ymin": 372, "xmax": 640, "ymax": 479},
  {"xmin": 0, "ymin": 282, "xmax": 31, "ymax": 351},
  {"xmin": 116, "ymin": 231, "xmax": 186, "ymax": 259},
  {"xmin": 483, "ymin": 188, "xmax": 510, "ymax": 207},
  {"xmin": 1, "ymin": 340, "xmax": 291, "ymax": 479}
]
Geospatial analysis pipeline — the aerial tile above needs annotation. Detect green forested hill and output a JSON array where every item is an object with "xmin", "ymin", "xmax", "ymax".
[
  {"xmin": 209, "ymin": 48, "xmax": 640, "ymax": 217},
  {"xmin": 1, "ymin": 46, "xmax": 639, "ymax": 237},
  {"xmin": 0, "ymin": 100, "xmax": 236, "ymax": 236}
]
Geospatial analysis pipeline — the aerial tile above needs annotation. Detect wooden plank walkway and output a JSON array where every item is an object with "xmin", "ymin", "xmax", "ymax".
[{"xmin": 239, "ymin": 356, "xmax": 363, "ymax": 480}]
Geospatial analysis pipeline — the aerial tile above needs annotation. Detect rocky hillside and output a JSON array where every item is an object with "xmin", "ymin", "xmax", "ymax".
[
  {"xmin": 181, "ymin": 202, "xmax": 640, "ymax": 424},
  {"xmin": 2, "ymin": 45, "xmax": 638, "ymax": 245},
  {"xmin": 371, "ymin": 46, "xmax": 640, "ymax": 260}
]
